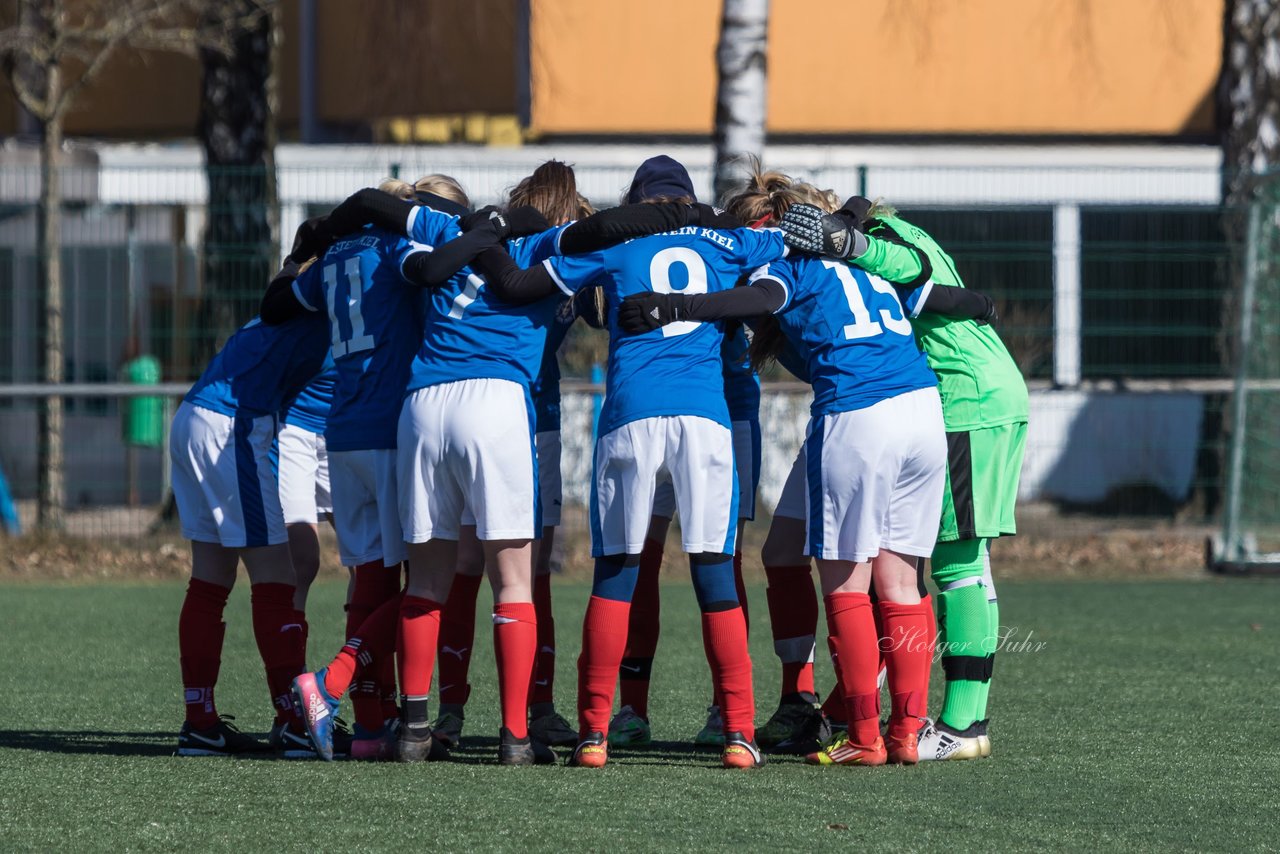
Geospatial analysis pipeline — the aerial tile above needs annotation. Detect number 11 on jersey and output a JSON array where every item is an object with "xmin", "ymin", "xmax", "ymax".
[{"xmin": 324, "ymin": 257, "xmax": 374, "ymax": 357}]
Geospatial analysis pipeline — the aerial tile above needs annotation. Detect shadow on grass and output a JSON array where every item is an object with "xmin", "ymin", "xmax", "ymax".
[
  {"xmin": 443, "ymin": 736, "xmax": 725, "ymax": 768},
  {"xmin": 0, "ymin": 729, "xmax": 176, "ymax": 758}
]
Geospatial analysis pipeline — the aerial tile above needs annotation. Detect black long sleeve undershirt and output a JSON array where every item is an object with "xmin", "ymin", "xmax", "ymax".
[
  {"xmin": 260, "ymin": 262, "xmax": 305, "ymax": 324},
  {"xmin": 917, "ymin": 283, "xmax": 995, "ymax": 320},
  {"xmin": 557, "ymin": 203, "xmax": 740, "ymax": 254},
  {"xmin": 472, "ymin": 247, "xmax": 561, "ymax": 304},
  {"xmin": 260, "ymin": 244, "xmax": 472, "ymax": 326},
  {"xmin": 678, "ymin": 279, "xmax": 790, "ymax": 319},
  {"xmin": 673, "ymin": 279, "xmax": 992, "ymax": 323},
  {"xmin": 326, "ymin": 188, "xmax": 416, "ymax": 242}
]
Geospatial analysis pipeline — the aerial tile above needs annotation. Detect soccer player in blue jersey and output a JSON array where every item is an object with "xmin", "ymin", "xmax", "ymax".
[
  {"xmin": 269, "ymin": 178, "xmax": 489, "ymax": 761},
  {"xmin": 620, "ymin": 165, "xmax": 996, "ymax": 767},
  {"xmin": 609, "ymin": 325, "xmax": 761, "ymax": 748},
  {"xmin": 430, "ymin": 163, "xmax": 598, "ymax": 752},
  {"xmin": 275, "ymin": 358, "xmax": 336, "ymax": 618},
  {"xmin": 270, "ymin": 359, "xmax": 336, "ymax": 754},
  {"xmin": 289, "ymin": 166, "xmax": 728, "ymax": 763},
  {"xmin": 172, "ymin": 307, "xmax": 330, "ymax": 757},
  {"xmin": 471, "ymin": 155, "xmax": 797, "ymax": 769}
]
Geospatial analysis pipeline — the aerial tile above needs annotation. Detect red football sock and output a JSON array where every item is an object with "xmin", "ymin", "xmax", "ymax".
[
  {"xmin": 250, "ymin": 582, "xmax": 304, "ymax": 726},
  {"xmin": 821, "ymin": 681, "xmax": 844, "ymax": 722},
  {"xmin": 529, "ymin": 572, "xmax": 556, "ymax": 706},
  {"xmin": 701, "ymin": 607, "xmax": 754, "ymax": 741},
  {"xmin": 346, "ymin": 562, "xmax": 389, "ymax": 634},
  {"xmin": 732, "ymin": 550, "xmax": 749, "ymax": 634},
  {"xmin": 378, "ymin": 655, "xmax": 399, "ymax": 723},
  {"xmin": 871, "ymin": 587, "xmax": 887, "ymax": 673},
  {"xmin": 381, "ymin": 564, "xmax": 406, "ymax": 721},
  {"xmin": 324, "ymin": 591, "xmax": 402, "ymax": 730},
  {"xmin": 619, "ymin": 538, "xmax": 663, "ymax": 719},
  {"xmin": 179, "ymin": 578, "xmax": 230, "ymax": 729},
  {"xmin": 436, "ymin": 572, "xmax": 484, "ymax": 707},
  {"xmin": 346, "ymin": 562, "xmax": 399, "ymax": 727},
  {"xmin": 578, "ymin": 596, "xmax": 631, "ymax": 737},
  {"xmin": 922, "ymin": 592, "xmax": 937, "ymax": 654},
  {"xmin": 293, "ymin": 608, "xmax": 309, "ymax": 660},
  {"xmin": 764, "ymin": 563, "xmax": 818, "ymax": 697},
  {"xmin": 876, "ymin": 600, "xmax": 933, "ymax": 740},
  {"xmin": 494, "ymin": 602, "xmax": 537, "ymax": 739},
  {"xmin": 397, "ymin": 595, "xmax": 443, "ymax": 727},
  {"xmin": 824, "ymin": 592, "xmax": 880, "ymax": 745}
]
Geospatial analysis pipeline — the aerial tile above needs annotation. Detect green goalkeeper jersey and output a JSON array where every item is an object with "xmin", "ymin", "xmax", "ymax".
[{"xmin": 855, "ymin": 215, "xmax": 1029, "ymax": 431}]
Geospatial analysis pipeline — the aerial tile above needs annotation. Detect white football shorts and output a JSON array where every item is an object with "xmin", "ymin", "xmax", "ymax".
[
  {"xmin": 773, "ymin": 445, "xmax": 807, "ymax": 521},
  {"xmin": 536, "ymin": 430, "xmax": 563, "ymax": 529},
  {"xmin": 652, "ymin": 419, "xmax": 759, "ymax": 523},
  {"xmin": 276, "ymin": 423, "xmax": 332, "ymax": 525},
  {"xmin": 592, "ymin": 414, "xmax": 736, "ymax": 557},
  {"xmin": 398, "ymin": 378, "xmax": 539, "ymax": 542},
  {"xmin": 170, "ymin": 401, "xmax": 287, "ymax": 548},
  {"xmin": 329, "ymin": 448, "xmax": 407, "ymax": 568},
  {"xmin": 805, "ymin": 387, "xmax": 947, "ymax": 563}
]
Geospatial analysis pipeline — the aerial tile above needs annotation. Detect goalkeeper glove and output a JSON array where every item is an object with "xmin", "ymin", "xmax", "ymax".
[{"xmin": 780, "ymin": 203, "xmax": 867, "ymax": 260}]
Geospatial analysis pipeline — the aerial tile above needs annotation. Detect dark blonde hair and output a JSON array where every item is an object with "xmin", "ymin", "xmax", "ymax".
[
  {"xmin": 378, "ymin": 178, "xmax": 415, "ymax": 200},
  {"xmin": 722, "ymin": 156, "xmax": 838, "ymax": 227},
  {"xmin": 508, "ymin": 160, "xmax": 592, "ymax": 226},
  {"xmin": 412, "ymin": 174, "xmax": 470, "ymax": 209}
]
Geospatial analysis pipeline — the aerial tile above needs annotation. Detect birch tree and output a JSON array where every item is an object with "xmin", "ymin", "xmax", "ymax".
[{"xmin": 712, "ymin": 0, "xmax": 769, "ymax": 203}]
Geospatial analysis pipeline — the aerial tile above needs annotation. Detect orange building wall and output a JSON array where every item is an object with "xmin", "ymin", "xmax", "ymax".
[
  {"xmin": 0, "ymin": 0, "xmax": 1222, "ymax": 140},
  {"xmin": 530, "ymin": 0, "xmax": 1222, "ymax": 136}
]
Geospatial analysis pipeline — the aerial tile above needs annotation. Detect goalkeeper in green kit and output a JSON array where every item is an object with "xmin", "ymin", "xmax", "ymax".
[{"xmin": 827, "ymin": 197, "xmax": 1028, "ymax": 760}]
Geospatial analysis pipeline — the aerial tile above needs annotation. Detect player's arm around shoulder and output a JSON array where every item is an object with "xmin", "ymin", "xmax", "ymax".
[{"xmin": 852, "ymin": 229, "xmax": 932, "ymax": 287}]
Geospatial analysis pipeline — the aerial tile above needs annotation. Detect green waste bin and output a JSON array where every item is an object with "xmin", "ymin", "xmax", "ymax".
[{"xmin": 122, "ymin": 354, "xmax": 164, "ymax": 448}]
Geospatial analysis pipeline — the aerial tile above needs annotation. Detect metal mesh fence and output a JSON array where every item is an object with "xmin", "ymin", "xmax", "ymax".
[
  {"xmin": 0, "ymin": 157, "xmax": 1233, "ymax": 544},
  {"xmin": 1218, "ymin": 190, "xmax": 1280, "ymax": 568}
]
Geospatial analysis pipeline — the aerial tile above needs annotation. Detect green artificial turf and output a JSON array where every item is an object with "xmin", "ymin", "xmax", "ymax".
[{"xmin": 1, "ymin": 578, "xmax": 1275, "ymax": 852}]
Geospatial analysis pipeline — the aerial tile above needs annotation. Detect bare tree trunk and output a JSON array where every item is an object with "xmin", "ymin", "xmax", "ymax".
[
  {"xmin": 1220, "ymin": 0, "xmax": 1280, "ymax": 209},
  {"xmin": 712, "ymin": 0, "xmax": 770, "ymax": 203},
  {"xmin": 195, "ymin": 0, "xmax": 276, "ymax": 361},
  {"xmin": 30, "ymin": 0, "xmax": 65, "ymax": 532}
]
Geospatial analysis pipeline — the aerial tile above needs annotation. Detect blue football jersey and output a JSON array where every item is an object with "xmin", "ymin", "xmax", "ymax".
[
  {"xmin": 185, "ymin": 314, "xmax": 330, "ymax": 419},
  {"xmin": 293, "ymin": 226, "xmax": 436, "ymax": 451},
  {"xmin": 280, "ymin": 355, "xmax": 336, "ymax": 434},
  {"xmin": 530, "ymin": 303, "xmax": 578, "ymax": 433},
  {"xmin": 406, "ymin": 225, "xmax": 568, "ymax": 395},
  {"xmin": 544, "ymin": 227, "xmax": 787, "ymax": 435},
  {"xmin": 757, "ymin": 256, "xmax": 937, "ymax": 417},
  {"xmin": 721, "ymin": 324, "xmax": 760, "ymax": 423}
]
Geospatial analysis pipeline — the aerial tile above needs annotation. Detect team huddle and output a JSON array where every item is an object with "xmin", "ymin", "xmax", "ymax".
[{"xmin": 170, "ymin": 153, "xmax": 1028, "ymax": 769}]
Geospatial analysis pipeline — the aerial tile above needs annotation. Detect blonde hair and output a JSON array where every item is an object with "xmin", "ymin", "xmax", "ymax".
[
  {"xmin": 865, "ymin": 198, "xmax": 897, "ymax": 221},
  {"xmin": 412, "ymin": 173, "xmax": 470, "ymax": 209},
  {"xmin": 722, "ymin": 156, "xmax": 838, "ymax": 227},
  {"xmin": 721, "ymin": 158, "xmax": 839, "ymax": 374},
  {"xmin": 377, "ymin": 178, "xmax": 415, "ymax": 200},
  {"xmin": 508, "ymin": 160, "xmax": 592, "ymax": 226}
]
